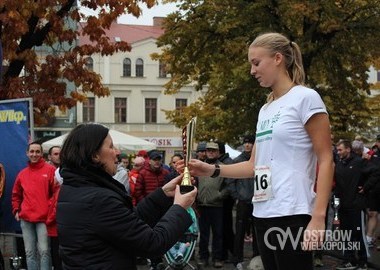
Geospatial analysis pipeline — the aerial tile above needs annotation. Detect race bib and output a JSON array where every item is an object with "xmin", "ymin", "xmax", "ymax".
[{"xmin": 252, "ymin": 165, "xmax": 273, "ymax": 203}]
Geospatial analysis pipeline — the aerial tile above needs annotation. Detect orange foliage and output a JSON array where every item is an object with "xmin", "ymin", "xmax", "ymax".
[{"xmin": 0, "ymin": 0, "xmax": 155, "ymax": 125}]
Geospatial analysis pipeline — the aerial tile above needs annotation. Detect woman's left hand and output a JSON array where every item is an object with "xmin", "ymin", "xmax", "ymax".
[
  {"xmin": 162, "ymin": 174, "xmax": 183, "ymax": 197},
  {"xmin": 302, "ymin": 217, "xmax": 325, "ymax": 251}
]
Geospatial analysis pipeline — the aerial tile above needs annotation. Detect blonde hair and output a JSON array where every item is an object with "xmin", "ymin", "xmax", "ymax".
[{"xmin": 250, "ymin": 33, "xmax": 305, "ymax": 102}]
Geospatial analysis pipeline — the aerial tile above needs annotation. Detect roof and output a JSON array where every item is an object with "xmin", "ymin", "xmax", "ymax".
[{"xmin": 78, "ymin": 22, "xmax": 164, "ymax": 46}]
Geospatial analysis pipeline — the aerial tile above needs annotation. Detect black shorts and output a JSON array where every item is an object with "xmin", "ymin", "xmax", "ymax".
[{"xmin": 368, "ymin": 190, "xmax": 380, "ymax": 212}]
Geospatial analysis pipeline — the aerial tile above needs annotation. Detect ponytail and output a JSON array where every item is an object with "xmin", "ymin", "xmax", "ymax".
[{"xmin": 289, "ymin": 41, "xmax": 305, "ymax": 85}]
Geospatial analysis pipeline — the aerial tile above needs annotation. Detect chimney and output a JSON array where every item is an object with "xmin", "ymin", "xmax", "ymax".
[{"xmin": 153, "ymin": 17, "xmax": 165, "ymax": 27}]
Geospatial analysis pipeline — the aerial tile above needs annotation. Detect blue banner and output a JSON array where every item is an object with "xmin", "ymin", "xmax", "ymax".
[{"xmin": 0, "ymin": 99, "xmax": 30, "ymax": 232}]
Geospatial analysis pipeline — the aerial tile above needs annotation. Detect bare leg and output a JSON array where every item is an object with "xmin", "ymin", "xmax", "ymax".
[{"xmin": 367, "ymin": 211, "xmax": 379, "ymax": 238}]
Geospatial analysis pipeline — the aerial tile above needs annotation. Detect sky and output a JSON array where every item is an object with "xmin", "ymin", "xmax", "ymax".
[
  {"xmin": 119, "ymin": 1, "xmax": 178, "ymax": 25},
  {"xmin": 80, "ymin": 1, "xmax": 179, "ymax": 26}
]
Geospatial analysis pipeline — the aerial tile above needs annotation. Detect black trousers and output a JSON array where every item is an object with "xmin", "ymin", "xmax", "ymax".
[
  {"xmin": 222, "ymin": 196, "xmax": 235, "ymax": 260},
  {"xmin": 0, "ymin": 248, "xmax": 4, "ymax": 270},
  {"xmin": 254, "ymin": 214, "xmax": 313, "ymax": 270},
  {"xmin": 50, "ymin": 236, "xmax": 62, "ymax": 270},
  {"xmin": 339, "ymin": 208, "xmax": 368, "ymax": 264},
  {"xmin": 232, "ymin": 201, "xmax": 258, "ymax": 265},
  {"xmin": 198, "ymin": 206, "xmax": 224, "ymax": 261}
]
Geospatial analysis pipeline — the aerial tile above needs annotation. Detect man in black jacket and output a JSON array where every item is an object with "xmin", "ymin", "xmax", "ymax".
[
  {"xmin": 229, "ymin": 135, "xmax": 258, "ymax": 270},
  {"xmin": 334, "ymin": 140, "xmax": 368, "ymax": 270},
  {"xmin": 217, "ymin": 141, "xmax": 235, "ymax": 263}
]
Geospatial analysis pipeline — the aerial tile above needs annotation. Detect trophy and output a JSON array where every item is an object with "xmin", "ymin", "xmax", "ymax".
[
  {"xmin": 332, "ymin": 195, "xmax": 340, "ymax": 231},
  {"xmin": 180, "ymin": 117, "xmax": 197, "ymax": 194}
]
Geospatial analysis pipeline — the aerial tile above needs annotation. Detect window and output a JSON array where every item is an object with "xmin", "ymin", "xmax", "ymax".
[
  {"xmin": 175, "ymin": 99, "xmax": 187, "ymax": 109},
  {"xmin": 123, "ymin": 58, "xmax": 131, "ymax": 77},
  {"xmin": 377, "ymin": 70, "xmax": 380, "ymax": 82},
  {"xmin": 159, "ymin": 60, "xmax": 167, "ymax": 78},
  {"xmin": 145, "ymin": 98, "xmax": 157, "ymax": 123},
  {"xmin": 176, "ymin": 98, "xmax": 187, "ymax": 117},
  {"xmin": 136, "ymin": 58, "xmax": 144, "ymax": 77},
  {"xmin": 83, "ymin": 97, "xmax": 95, "ymax": 122},
  {"xmin": 115, "ymin": 98, "xmax": 127, "ymax": 123},
  {"xmin": 85, "ymin": 57, "xmax": 93, "ymax": 71}
]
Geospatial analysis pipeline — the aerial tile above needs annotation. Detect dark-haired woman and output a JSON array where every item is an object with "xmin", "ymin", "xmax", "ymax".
[{"xmin": 57, "ymin": 123, "xmax": 197, "ymax": 269}]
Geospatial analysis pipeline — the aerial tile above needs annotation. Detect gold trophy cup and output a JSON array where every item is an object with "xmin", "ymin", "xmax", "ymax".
[{"xmin": 180, "ymin": 117, "xmax": 197, "ymax": 194}]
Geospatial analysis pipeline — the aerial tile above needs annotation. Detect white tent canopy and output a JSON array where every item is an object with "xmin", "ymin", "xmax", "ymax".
[
  {"xmin": 42, "ymin": 129, "xmax": 156, "ymax": 152},
  {"xmin": 225, "ymin": 144, "xmax": 241, "ymax": 159}
]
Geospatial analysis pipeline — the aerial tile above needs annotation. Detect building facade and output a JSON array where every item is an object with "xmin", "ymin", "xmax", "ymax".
[{"xmin": 77, "ymin": 18, "xmax": 205, "ymax": 163}]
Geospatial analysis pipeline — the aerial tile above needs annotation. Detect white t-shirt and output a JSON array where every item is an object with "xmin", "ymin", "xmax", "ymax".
[{"xmin": 253, "ymin": 85, "xmax": 327, "ymax": 218}]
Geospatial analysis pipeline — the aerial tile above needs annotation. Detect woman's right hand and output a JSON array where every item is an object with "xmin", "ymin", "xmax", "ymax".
[
  {"xmin": 187, "ymin": 159, "xmax": 215, "ymax": 177},
  {"xmin": 173, "ymin": 185, "xmax": 197, "ymax": 210}
]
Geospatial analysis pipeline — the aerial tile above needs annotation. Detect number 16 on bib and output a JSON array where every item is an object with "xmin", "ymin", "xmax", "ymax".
[{"xmin": 252, "ymin": 165, "xmax": 273, "ymax": 203}]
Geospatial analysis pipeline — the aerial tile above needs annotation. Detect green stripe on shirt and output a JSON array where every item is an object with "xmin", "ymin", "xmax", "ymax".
[{"xmin": 256, "ymin": 130, "xmax": 273, "ymax": 137}]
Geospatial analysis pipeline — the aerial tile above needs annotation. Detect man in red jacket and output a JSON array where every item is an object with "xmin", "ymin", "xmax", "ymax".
[
  {"xmin": 12, "ymin": 142, "xmax": 56, "ymax": 270},
  {"xmin": 134, "ymin": 151, "xmax": 169, "ymax": 270},
  {"xmin": 135, "ymin": 151, "xmax": 169, "ymax": 204}
]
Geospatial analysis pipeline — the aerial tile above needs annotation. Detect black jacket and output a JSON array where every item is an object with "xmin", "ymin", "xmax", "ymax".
[
  {"xmin": 362, "ymin": 157, "xmax": 380, "ymax": 194},
  {"xmin": 217, "ymin": 153, "xmax": 235, "ymax": 199},
  {"xmin": 229, "ymin": 151, "xmax": 255, "ymax": 203},
  {"xmin": 334, "ymin": 154, "xmax": 366, "ymax": 210},
  {"xmin": 57, "ymin": 166, "xmax": 192, "ymax": 270},
  {"xmin": 218, "ymin": 153, "xmax": 233, "ymax": 165}
]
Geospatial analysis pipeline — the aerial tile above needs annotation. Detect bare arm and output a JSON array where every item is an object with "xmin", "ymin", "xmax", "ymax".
[
  {"xmin": 303, "ymin": 113, "xmax": 334, "ymax": 248},
  {"xmin": 187, "ymin": 144, "xmax": 256, "ymax": 179},
  {"xmin": 306, "ymin": 113, "xmax": 334, "ymax": 219}
]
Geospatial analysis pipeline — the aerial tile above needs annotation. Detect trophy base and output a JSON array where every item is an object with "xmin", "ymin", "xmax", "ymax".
[{"xmin": 180, "ymin": 185, "xmax": 195, "ymax": 194}]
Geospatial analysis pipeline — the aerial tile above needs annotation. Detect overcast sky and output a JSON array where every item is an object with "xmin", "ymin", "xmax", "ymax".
[
  {"xmin": 119, "ymin": 1, "xmax": 178, "ymax": 25},
  {"xmin": 80, "ymin": 1, "xmax": 178, "ymax": 26}
]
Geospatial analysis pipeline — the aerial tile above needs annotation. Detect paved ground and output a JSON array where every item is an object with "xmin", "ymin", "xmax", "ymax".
[
  {"xmin": 135, "ymin": 202, "xmax": 380, "ymax": 270},
  {"xmin": 1, "ymin": 205, "xmax": 380, "ymax": 270},
  {"xmin": 138, "ymin": 249, "xmax": 380, "ymax": 270},
  {"xmin": 1, "ymin": 233, "xmax": 379, "ymax": 269}
]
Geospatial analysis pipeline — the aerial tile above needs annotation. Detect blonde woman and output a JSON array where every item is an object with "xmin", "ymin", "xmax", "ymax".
[{"xmin": 184, "ymin": 33, "xmax": 333, "ymax": 270}]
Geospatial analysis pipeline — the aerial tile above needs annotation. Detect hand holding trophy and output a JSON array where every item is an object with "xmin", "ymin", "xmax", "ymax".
[{"xmin": 180, "ymin": 117, "xmax": 197, "ymax": 194}]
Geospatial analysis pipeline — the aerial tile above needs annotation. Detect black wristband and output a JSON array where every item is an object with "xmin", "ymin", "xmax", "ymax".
[{"xmin": 210, "ymin": 164, "xmax": 220, "ymax": 178}]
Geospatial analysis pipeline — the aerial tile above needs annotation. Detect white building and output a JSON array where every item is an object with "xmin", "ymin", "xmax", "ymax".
[{"xmin": 77, "ymin": 18, "xmax": 205, "ymax": 163}]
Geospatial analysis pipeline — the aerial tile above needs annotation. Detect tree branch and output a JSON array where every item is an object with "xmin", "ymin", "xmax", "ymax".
[{"xmin": 4, "ymin": 0, "xmax": 76, "ymax": 81}]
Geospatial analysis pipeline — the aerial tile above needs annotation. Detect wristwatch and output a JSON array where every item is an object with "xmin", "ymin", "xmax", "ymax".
[{"xmin": 210, "ymin": 164, "xmax": 220, "ymax": 178}]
